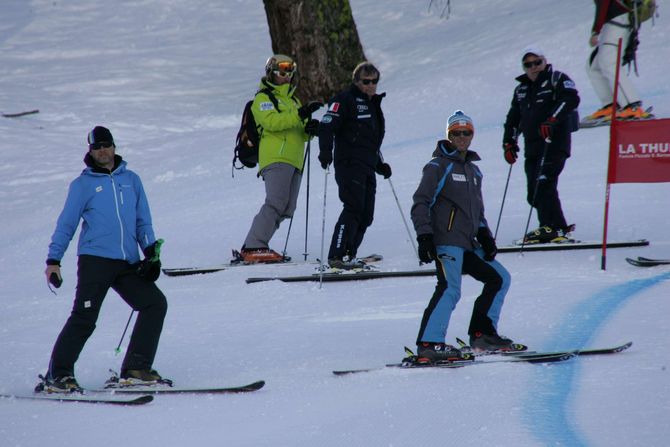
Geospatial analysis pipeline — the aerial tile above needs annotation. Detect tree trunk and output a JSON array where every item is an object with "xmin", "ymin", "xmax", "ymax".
[{"xmin": 263, "ymin": 0, "xmax": 366, "ymax": 103}]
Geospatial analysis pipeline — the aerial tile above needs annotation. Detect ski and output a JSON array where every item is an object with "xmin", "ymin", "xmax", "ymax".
[
  {"xmin": 579, "ymin": 106, "xmax": 654, "ymax": 128},
  {"xmin": 246, "ymin": 268, "xmax": 435, "ymax": 284},
  {"xmin": 500, "ymin": 239, "xmax": 649, "ymax": 253},
  {"xmin": 163, "ymin": 254, "xmax": 383, "ymax": 277},
  {"xmin": 97, "ymin": 380, "xmax": 265, "ymax": 395},
  {"xmin": 0, "ymin": 392, "xmax": 153, "ymax": 405},
  {"xmin": 626, "ymin": 257, "xmax": 670, "ymax": 267},
  {"xmin": 2, "ymin": 109, "xmax": 40, "ymax": 118},
  {"xmin": 333, "ymin": 351, "xmax": 575, "ymax": 375},
  {"xmin": 488, "ymin": 341, "xmax": 632, "ymax": 357}
]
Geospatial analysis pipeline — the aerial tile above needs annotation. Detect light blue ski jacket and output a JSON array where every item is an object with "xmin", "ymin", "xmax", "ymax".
[{"xmin": 47, "ymin": 155, "xmax": 155, "ymax": 264}]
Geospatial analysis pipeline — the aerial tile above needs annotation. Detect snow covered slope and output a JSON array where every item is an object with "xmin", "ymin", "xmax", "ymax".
[{"xmin": 1, "ymin": 1, "xmax": 668, "ymax": 446}]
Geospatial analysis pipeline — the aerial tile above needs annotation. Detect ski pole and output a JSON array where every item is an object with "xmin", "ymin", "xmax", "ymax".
[
  {"xmin": 303, "ymin": 139, "xmax": 311, "ymax": 261},
  {"xmin": 387, "ymin": 178, "xmax": 420, "ymax": 263},
  {"xmin": 281, "ymin": 146, "xmax": 311, "ymax": 259},
  {"xmin": 519, "ymin": 139, "xmax": 550, "ymax": 254},
  {"xmin": 115, "ymin": 310, "xmax": 134, "ymax": 354},
  {"xmin": 319, "ymin": 166, "xmax": 330, "ymax": 288},
  {"xmin": 494, "ymin": 163, "xmax": 513, "ymax": 239}
]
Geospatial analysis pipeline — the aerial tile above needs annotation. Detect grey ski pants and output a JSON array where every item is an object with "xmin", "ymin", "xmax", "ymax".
[{"xmin": 243, "ymin": 162, "xmax": 302, "ymax": 249}]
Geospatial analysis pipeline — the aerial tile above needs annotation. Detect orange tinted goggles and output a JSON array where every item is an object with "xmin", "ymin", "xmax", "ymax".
[{"xmin": 276, "ymin": 61, "xmax": 295, "ymax": 73}]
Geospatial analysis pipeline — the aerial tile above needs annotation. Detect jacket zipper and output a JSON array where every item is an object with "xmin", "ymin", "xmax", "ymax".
[
  {"xmin": 447, "ymin": 207, "xmax": 456, "ymax": 231},
  {"xmin": 109, "ymin": 175, "xmax": 126, "ymax": 260}
]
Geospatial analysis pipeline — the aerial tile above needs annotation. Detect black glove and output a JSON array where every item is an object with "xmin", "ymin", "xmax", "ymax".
[
  {"xmin": 539, "ymin": 117, "xmax": 558, "ymax": 141},
  {"xmin": 137, "ymin": 240, "xmax": 162, "ymax": 282},
  {"xmin": 476, "ymin": 227, "xmax": 497, "ymax": 262},
  {"xmin": 304, "ymin": 119, "xmax": 320, "ymax": 136},
  {"xmin": 417, "ymin": 234, "xmax": 437, "ymax": 264},
  {"xmin": 503, "ymin": 142, "xmax": 519, "ymax": 165},
  {"xmin": 318, "ymin": 150, "xmax": 333, "ymax": 170},
  {"xmin": 298, "ymin": 101, "xmax": 323, "ymax": 120},
  {"xmin": 376, "ymin": 162, "xmax": 392, "ymax": 179}
]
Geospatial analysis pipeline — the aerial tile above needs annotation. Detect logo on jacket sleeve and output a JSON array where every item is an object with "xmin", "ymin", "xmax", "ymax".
[
  {"xmin": 96, "ymin": 186, "xmax": 103, "ymax": 193},
  {"xmin": 260, "ymin": 102, "xmax": 274, "ymax": 111},
  {"xmin": 452, "ymin": 173, "xmax": 466, "ymax": 182},
  {"xmin": 328, "ymin": 102, "xmax": 340, "ymax": 113}
]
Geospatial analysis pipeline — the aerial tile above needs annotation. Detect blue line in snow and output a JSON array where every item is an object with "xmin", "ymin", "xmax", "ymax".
[{"xmin": 523, "ymin": 272, "xmax": 670, "ymax": 446}]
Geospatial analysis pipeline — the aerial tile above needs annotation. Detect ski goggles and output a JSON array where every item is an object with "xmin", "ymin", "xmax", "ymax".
[
  {"xmin": 273, "ymin": 61, "xmax": 296, "ymax": 77},
  {"xmin": 450, "ymin": 130, "xmax": 473, "ymax": 137},
  {"xmin": 89, "ymin": 142, "xmax": 115, "ymax": 150}
]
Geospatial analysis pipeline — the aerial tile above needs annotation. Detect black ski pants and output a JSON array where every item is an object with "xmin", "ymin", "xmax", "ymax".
[
  {"xmin": 525, "ymin": 154, "xmax": 568, "ymax": 231},
  {"xmin": 328, "ymin": 159, "xmax": 376, "ymax": 260},
  {"xmin": 48, "ymin": 255, "xmax": 167, "ymax": 378}
]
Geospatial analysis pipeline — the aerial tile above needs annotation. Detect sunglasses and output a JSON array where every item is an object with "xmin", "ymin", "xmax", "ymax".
[
  {"xmin": 523, "ymin": 59, "xmax": 544, "ymax": 69},
  {"xmin": 90, "ymin": 142, "xmax": 114, "ymax": 150},
  {"xmin": 359, "ymin": 78, "xmax": 379, "ymax": 85},
  {"xmin": 450, "ymin": 130, "xmax": 473, "ymax": 137}
]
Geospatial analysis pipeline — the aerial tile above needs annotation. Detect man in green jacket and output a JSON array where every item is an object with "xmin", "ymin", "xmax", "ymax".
[{"xmin": 239, "ymin": 54, "xmax": 322, "ymax": 263}]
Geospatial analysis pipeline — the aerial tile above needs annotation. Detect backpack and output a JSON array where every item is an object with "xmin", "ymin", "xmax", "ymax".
[
  {"xmin": 232, "ymin": 88, "xmax": 279, "ymax": 171},
  {"xmin": 551, "ymin": 70, "xmax": 580, "ymax": 133},
  {"xmin": 625, "ymin": 0, "xmax": 656, "ymax": 27}
]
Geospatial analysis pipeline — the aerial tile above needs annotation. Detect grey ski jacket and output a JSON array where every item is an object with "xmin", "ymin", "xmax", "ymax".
[{"xmin": 411, "ymin": 140, "xmax": 489, "ymax": 250}]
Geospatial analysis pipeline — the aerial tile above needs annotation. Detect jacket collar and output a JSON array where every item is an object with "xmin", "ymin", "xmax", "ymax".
[
  {"xmin": 349, "ymin": 83, "xmax": 386, "ymax": 103},
  {"xmin": 515, "ymin": 63, "xmax": 554, "ymax": 84},
  {"xmin": 432, "ymin": 140, "xmax": 481, "ymax": 162},
  {"xmin": 261, "ymin": 77, "xmax": 296, "ymax": 96},
  {"xmin": 84, "ymin": 153, "xmax": 124, "ymax": 174}
]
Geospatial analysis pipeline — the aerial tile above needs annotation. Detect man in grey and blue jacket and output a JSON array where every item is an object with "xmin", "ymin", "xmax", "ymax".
[{"xmin": 411, "ymin": 111, "xmax": 515, "ymax": 362}]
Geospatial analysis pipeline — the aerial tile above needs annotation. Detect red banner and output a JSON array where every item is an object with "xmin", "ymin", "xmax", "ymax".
[{"xmin": 608, "ymin": 118, "xmax": 670, "ymax": 184}]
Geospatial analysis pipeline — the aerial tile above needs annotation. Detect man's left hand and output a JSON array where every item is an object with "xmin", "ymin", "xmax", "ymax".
[
  {"xmin": 376, "ymin": 162, "xmax": 392, "ymax": 179},
  {"xmin": 476, "ymin": 227, "xmax": 498, "ymax": 262},
  {"xmin": 138, "ymin": 240, "xmax": 162, "ymax": 281}
]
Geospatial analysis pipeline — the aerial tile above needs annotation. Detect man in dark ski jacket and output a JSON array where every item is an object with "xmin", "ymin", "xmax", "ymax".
[
  {"xmin": 318, "ymin": 61, "xmax": 391, "ymax": 269},
  {"xmin": 36, "ymin": 126, "xmax": 169, "ymax": 394},
  {"xmin": 411, "ymin": 111, "xmax": 514, "ymax": 362},
  {"xmin": 502, "ymin": 47, "xmax": 580, "ymax": 244}
]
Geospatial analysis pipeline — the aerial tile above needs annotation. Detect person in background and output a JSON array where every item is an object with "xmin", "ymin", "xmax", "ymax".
[
  {"xmin": 502, "ymin": 47, "xmax": 580, "ymax": 244},
  {"xmin": 411, "ymin": 111, "xmax": 515, "ymax": 362},
  {"xmin": 584, "ymin": 0, "xmax": 653, "ymax": 125},
  {"xmin": 36, "ymin": 126, "xmax": 168, "ymax": 393},
  {"xmin": 318, "ymin": 61, "xmax": 391, "ymax": 270},
  {"xmin": 238, "ymin": 54, "xmax": 322, "ymax": 263}
]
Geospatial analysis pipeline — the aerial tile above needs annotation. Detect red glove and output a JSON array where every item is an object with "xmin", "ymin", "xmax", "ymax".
[
  {"xmin": 540, "ymin": 117, "xmax": 558, "ymax": 141},
  {"xmin": 503, "ymin": 142, "xmax": 519, "ymax": 165}
]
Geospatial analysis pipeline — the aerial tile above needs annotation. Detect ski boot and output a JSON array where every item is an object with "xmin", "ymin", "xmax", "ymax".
[
  {"xmin": 105, "ymin": 369, "xmax": 173, "ymax": 389},
  {"xmin": 469, "ymin": 332, "xmax": 526, "ymax": 354},
  {"xmin": 234, "ymin": 247, "xmax": 286, "ymax": 264},
  {"xmin": 616, "ymin": 102, "xmax": 654, "ymax": 121},
  {"xmin": 415, "ymin": 342, "xmax": 469, "ymax": 364},
  {"xmin": 523, "ymin": 226, "xmax": 572, "ymax": 244},
  {"xmin": 34, "ymin": 374, "xmax": 83, "ymax": 394}
]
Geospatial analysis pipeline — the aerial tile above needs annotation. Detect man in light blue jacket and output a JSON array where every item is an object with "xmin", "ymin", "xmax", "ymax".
[{"xmin": 36, "ymin": 126, "xmax": 169, "ymax": 393}]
